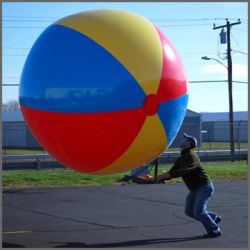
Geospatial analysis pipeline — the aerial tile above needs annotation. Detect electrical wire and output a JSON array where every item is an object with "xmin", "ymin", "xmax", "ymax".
[
  {"xmin": 3, "ymin": 76, "xmax": 20, "ymax": 78},
  {"xmin": 189, "ymin": 80, "xmax": 247, "ymax": 84},
  {"xmin": 233, "ymin": 28, "xmax": 247, "ymax": 32},
  {"xmin": 3, "ymin": 80, "xmax": 247, "ymax": 86},
  {"xmin": 3, "ymin": 54, "xmax": 27, "ymax": 56},
  {"xmin": 2, "ymin": 16, "xmax": 245, "ymax": 29},
  {"xmin": 3, "ymin": 16, "xmax": 244, "ymax": 22},
  {"xmin": 3, "ymin": 46, "xmax": 30, "ymax": 50},
  {"xmin": 2, "ymin": 15, "xmax": 59, "ymax": 19},
  {"xmin": 3, "ymin": 26, "xmax": 46, "ymax": 29},
  {"xmin": 3, "ymin": 19, "xmax": 54, "ymax": 22},
  {"xmin": 158, "ymin": 23, "xmax": 211, "ymax": 27},
  {"xmin": 231, "ymin": 32, "xmax": 244, "ymax": 51},
  {"xmin": 3, "ymin": 23, "xmax": 214, "ymax": 29},
  {"xmin": 2, "ymin": 84, "xmax": 19, "ymax": 86},
  {"xmin": 233, "ymin": 81, "xmax": 248, "ymax": 84},
  {"xmin": 231, "ymin": 50, "xmax": 248, "ymax": 55}
]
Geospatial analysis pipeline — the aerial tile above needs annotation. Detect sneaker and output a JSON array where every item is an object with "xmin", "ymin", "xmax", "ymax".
[
  {"xmin": 215, "ymin": 216, "xmax": 222, "ymax": 224},
  {"xmin": 203, "ymin": 231, "xmax": 222, "ymax": 238}
]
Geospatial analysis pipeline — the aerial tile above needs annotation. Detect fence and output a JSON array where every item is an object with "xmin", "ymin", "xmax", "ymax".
[
  {"xmin": 2, "ymin": 149, "xmax": 247, "ymax": 171},
  {"xmin": 2, "ymin": 120, "xmax": 248, "ymax": 152}
]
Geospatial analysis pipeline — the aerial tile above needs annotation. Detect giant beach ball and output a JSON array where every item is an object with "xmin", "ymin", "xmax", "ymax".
[{"xmin": 19, "ymin": 10, "xmax": 188, "ymax": 174}]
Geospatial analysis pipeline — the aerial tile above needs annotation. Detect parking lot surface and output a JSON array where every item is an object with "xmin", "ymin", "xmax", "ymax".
[{"xmin": 3, "ymin": 180, "xmax": 248, "ymax": 248}]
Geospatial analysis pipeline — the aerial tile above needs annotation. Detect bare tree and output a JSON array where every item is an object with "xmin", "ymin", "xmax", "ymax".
[{"xmin": 2, "ymin": 100, "xmax": 20, "ymax": 112}]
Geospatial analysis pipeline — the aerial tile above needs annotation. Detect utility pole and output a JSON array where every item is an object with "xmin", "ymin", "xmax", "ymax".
[{"xmin": 213, "ymin": 19, "xmax": 241, "ymax": 157}]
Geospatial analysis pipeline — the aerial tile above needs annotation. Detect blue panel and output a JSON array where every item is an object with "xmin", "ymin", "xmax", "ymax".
[
  {"xmin": 19, "ymin": 24, "xmax": 146, "ymax": 113},
  {"xmin": 158, "ymin": 94, "xmax": 189, "ymax": 147}
]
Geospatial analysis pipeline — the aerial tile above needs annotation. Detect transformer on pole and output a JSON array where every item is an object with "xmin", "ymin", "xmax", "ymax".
[{"xmin": 219, "ymin": 28, "xmax": 227, "ymax": 44}]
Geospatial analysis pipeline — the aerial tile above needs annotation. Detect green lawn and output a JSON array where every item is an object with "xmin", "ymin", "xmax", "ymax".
[
  {"xmin": 2, "ymin": 149, "xmax": 46, "ymax": 155},
  {"xmin": 156, "ymin": 161, "xmax": 248, "ymax": 184},
  {"xmin": 2, "ymin": 161, "xmax": 247, "ymax": 188}
]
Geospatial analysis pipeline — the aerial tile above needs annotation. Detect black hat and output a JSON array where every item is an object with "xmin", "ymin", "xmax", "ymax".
[{"xmin": 183, "ymin": 133, "xmax": 197, "ymax": 148}]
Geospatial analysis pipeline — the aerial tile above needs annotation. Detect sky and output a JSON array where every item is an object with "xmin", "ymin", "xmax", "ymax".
[{"xmin": 2, "ymin": 2, "xmax": 248, "ymax": 113}]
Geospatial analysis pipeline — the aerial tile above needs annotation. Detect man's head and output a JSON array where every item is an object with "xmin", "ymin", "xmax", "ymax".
[{"xmin": 179, "ymin": 133, "xmax": 197, "ymax": 149}]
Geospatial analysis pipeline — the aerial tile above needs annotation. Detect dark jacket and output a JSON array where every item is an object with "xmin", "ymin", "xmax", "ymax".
[{"xmin": 168, "ymin": 148, "xmax": 210, "ymax": 190}]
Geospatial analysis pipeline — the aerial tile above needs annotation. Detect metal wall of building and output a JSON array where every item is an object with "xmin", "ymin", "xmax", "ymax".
[
  {"xmin": 3, "ymin": 115, "xmax": 247, "ymax": 149},
  {"xmin": 3, "ymin": 122, "xmax": 26, "ymax": 147},
  {"xmin": 3, "ymin": 116, "xmax": 202, "ymax": 149},
  {"xmin": 3, "ymin": 122, "xmax": 41, "ymax": 148},
  {"xmin": 170, "ymin": 116, "xmax": 202, "ymax": 148},
  {"xmin": 202, "ymin": 121, "xmax": 248, "ymax": 142}
]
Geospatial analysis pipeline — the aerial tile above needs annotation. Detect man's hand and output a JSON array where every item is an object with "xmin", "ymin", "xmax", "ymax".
[
  {"xmin": 137, "ymin": 172, "xmax": 171, "ymax": 184},
  {"xmin": 155, "ymin": 172, "xmax": 171, "ymax": 182},
  {"xmin": 138, "ymin": 174, "xmax": 155, "ymax": 183},
  {"xmin": 162, "ymin": 173, "xmax": 171, "ymax": 180}
]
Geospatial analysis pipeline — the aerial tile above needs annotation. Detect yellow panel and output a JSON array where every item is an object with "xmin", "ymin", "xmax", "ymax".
[
  {"xmin": 95, "ymin": 114, "xmax": 167, "ymax": 174},
  {"xmin": 56, "ymin": 10, "xmax": 163, "ymax": 95}
]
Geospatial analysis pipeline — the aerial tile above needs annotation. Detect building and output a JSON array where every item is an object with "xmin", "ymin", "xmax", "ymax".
[
  {"xmin": 201, "ymin": 111, "xmax": 248, "ymax": 142},
  {"xmin": 2, "ymin": 109, "xmax": 202, "ymax": 149},
  {"xmin": 170, "ymin": 109, "xmax": 201, "ymax": 148},
  {"xmin": 2, "ymin": 112, "xmax": 40, "ymax": 148}
]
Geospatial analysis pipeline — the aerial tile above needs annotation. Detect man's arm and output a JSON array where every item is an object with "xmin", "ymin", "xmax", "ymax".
[
  {"xmin": 150, "ymin": 157, "xmax": 181, "ymax": 182},
  {"xmin": 155, "ymin": 172, "xmax": 171, "ymax": 182},
  {"xmin": 168, "ymin": 153, "xmax": 200, "ymax": 178},
  {"xmin": 154, "ymin": 157, "xmax": 182, "ymax": 182},
  {"xmin": 139, "ymin": 153, "xmax": 200, "ymax": 182}
]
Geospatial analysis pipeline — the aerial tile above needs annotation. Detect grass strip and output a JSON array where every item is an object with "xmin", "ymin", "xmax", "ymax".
[{"xmin": 2, "ymin": 161, "xmax": 247, "ymax": 188}]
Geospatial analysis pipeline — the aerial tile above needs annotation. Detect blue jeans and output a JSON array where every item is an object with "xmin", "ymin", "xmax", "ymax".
[{"xmin": 185, "ymin": 182, "xmax": 220, "ymax": 233}]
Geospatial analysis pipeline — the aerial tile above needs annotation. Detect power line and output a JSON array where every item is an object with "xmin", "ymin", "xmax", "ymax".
[
  {"xmin": 231, "ymin": 50, "xmax": 248, "ymax": 55},
  {"xmin": 2, "ymin": 84, "xmax": 19, "ymax": 86},
  {"xmin": 2, "ymin": 17, "xmax": 246, "ymax": 29},
  {"xmin": 3, "ymin": 53, "xmax": 212, "ymax": 57},
  {"xmin": 233, "ymin": 28, "xmax": 247, "ymax": 32},
  {"xmin": 4, "ymin": 16, "xmax": 245, "ymax": 22},
  {"xmin": 190, "ymin": 80, "xmax": 227, "ymax": 83},
  {"xmin": 3, "ymin": 26, "xmax": 46, "ymax": 29},
  {"xmin": 231, "ymin": 31, "xmax": 243, "ymax": 51},
  {"xmin": 152, "ymin": 18, "xmax": 217, "ymax": 22},
  {"xmin": 3, "ymin": 46, "xmax": 30, "ymax": 50},
  {"xmin": 159, "ymin": 23, "xmax": 211, "ymax": 27},
  {"xmin": 3, "ymin": 23, "xmax": 213, "ymax": 29},
  {"xmin": 3, "ymin": 54, "xmax": 27, "ymax": 56},
  {"xmin": 3, "ymin": 19, "xmax": 54, "ymax": 22},
  {"xmin": 233, "ymin": 81, "xmax": 248, "ymax": 84},
  {"xmin": 1, "ymin": 46, "xmax": 218, "ymax": 55},
  {"xmin": 3, "ymin": 76, "xmax": 20, "ymax": 78},
  {"xmin": 2, "ymin": 15, "xmax": 59, "ymax": 19},
  {"xmin": 4, "ymin": 80, "xmax": 247, "ymax": 86},
  {"xmin": 189, "ymin": 80, "xmax": 247, "ymax": 84}
]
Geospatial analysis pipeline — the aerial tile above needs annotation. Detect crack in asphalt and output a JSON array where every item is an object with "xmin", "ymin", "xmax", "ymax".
[
  {"xmin": 3, "ymin": 203, "xmax": 191, "ymax": 232},
  {"xmin": 3, "ymin": 204, "xmax": 116, "ymax": 229}
]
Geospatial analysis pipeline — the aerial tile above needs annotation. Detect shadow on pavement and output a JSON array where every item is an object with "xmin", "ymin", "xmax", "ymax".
[
  {"xmin": 52, "ymin": 236, "xmax": 205, "ymax": 248},
  {"xmin": 2, "ymin": 242, "xmax": 25, "ymax": 248}
]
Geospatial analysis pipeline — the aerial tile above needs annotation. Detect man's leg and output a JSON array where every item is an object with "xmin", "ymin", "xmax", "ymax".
[
  {"xmin": 208, "ymin": 211, "xmax": 217, "ymax": 221},
  {"xmin": 185, "ymin": 190, "xmax": 197, "ymax": 219},
  {"xmin": 193, "ymin": 183, "xmax": 221, "ymax": 234}
]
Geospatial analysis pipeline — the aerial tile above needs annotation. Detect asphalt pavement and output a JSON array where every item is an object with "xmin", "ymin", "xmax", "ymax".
[{"xmin": 2, "ymin": 180, "xmax": 248, "ymax": 248}]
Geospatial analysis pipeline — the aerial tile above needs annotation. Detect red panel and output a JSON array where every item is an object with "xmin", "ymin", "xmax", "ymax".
[
  {"xmin": 143, "ymin": 94, "xmax": 160, "ymax": 116},
  {"xmin": 155, "ymin": 26, "xmax": 188, "ymax": 102},
  {"xmin": 21, "ymin": 105, "xmax": 147, "ymax": 173}
]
